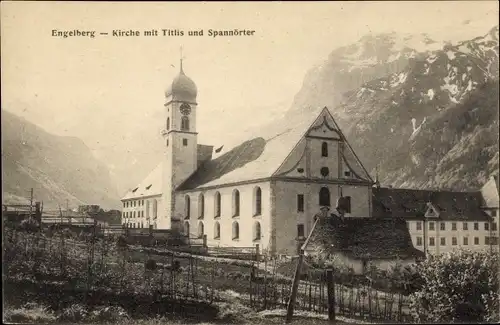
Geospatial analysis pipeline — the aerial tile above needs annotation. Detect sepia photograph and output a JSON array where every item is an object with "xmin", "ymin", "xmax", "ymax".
[{"xmin": 1, "ymin": 1, "xmax": 499, "ymax": 324}]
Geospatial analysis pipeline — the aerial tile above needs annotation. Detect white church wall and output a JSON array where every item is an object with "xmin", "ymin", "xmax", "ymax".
[
  {"xmin": 272, "ymin": 180, "xmax": 372, "ymax": 255},
  {"xmin": 175, "ymin": 181, "xmax": 272, "ymax": 250},
  {"xmin": 341, "ymin": 185, "xmax": 372, "ymax": 217},
  {"xmin": 308, "ymin": 138, "xmax": 340, "ymax": 179},
  {"xmin": 121, "ymin": 195, "xmax": 163, "ymax": 229}
]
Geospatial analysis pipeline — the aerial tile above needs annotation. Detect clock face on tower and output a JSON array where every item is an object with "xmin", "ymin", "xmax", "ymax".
[{"xmin": 180, "ymin": 103, "xmax": 192, "ymax": 116}]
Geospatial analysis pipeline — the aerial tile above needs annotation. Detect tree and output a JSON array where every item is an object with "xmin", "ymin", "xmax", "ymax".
[{"xmin": 409, "ymin": 250, "xmax": 499, "ymax": 323}]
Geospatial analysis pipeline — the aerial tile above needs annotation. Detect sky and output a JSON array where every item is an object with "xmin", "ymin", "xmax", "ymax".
[{"xmin": 1, "ymin": 1, "xmax": 498, "ymax": 192}]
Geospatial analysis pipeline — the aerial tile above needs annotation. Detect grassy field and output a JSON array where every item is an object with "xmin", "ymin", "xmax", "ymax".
[
  {"xmin": 4, "ymin": 303, "xmax": 370, "ymax": 325},
  {"xmin": 4, "ymin": 229, "xmax": 407, "ymax": 324}
]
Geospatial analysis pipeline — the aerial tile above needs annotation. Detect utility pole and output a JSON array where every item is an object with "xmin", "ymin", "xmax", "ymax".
[
  {"xmin": 29, "ymin": 188, "xmax": 33, "ymax": 221},
  {"xmin": 286, "ymin": 207, "xmax": 328, "ymax": 323},
  {"xmin": 59, "ymin": 205, "xmax": 63, "ymax": 225},
  {"xmin": 490, "ymin": 218, "xmax": 493, "ymax": 254}
]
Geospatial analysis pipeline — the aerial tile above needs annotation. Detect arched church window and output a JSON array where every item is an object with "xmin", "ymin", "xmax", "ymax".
[
  {"xmin": 322, "ymin": 142, "xmax": 328, "ymax": 157},
  {"xmin": 232, "ymin": 189, "xmax": 240, "ymax": 217},
  {"xmin": 166, "ymin": 117, "xmax": 170, "ymax": 131},
  {"xmin": 214, "ymin": 191, "xmax": 221, "ymax": 217},
  {"xmin": 185, "ymin": 195, "xmax": 191, "ymax": 219},
  {"xmin": 214, "ymin": 221, "xmax": 221, "ymax": 239},
  {"xmin": 345, "ymin": 196, "xmax": 352, "ymax": 213},
  {"xmin": 198, "ymin": 221, "xmax": 204, "ymax": 238},
  {"xmin": 181, "ymin": 116, "xmax": 190, "ymax": 131},
  {"xmin": 198, "ymin": 193, "xmax": 205, "ymax": 219},
  {"xmin": 232, "ymin": 221, "xmax": 240, "ymax": 240},
  {"xmin": 319, "ymin": 187, "xmax": 331, "ymax": 207},
  {"xmin": 184, "ymin": 221, "xmax": 190, "ymax": 237},
  {"xmin": 153, "ymin": 199, "xmax": 158, "ymax": 219},
  {"xmin": 254, "ymin": 186, "xmax": 262, "ymax": 216},
  {"xmin": 253, "ymin": 221, "xmax": 261, "ymax": 241},
  {"xmin": 320, "ymin": 167, "xmax": 330, "ymax": 177}
]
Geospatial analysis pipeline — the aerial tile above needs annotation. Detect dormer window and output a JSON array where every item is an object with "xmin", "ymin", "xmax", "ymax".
[
  {"xmin": 132, "ymin": 187, "xmax": 138, "ymax": 193},
  {"xmin": 146, "ymin": 184, "xmax": 152, "ymax": 190},
  {"xmin": 426, "ymin": 203, "xmax": 438, "ymax": 217}
]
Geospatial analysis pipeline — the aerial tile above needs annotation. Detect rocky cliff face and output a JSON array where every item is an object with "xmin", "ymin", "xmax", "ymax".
[
  {"xmin": 1, "ymin": 110, "xmax": 120, "ymax": 209},
  {"xmin": 288, "ymin": 26, "xmax": 499, "ymax": 191},
  {"xmin": 290, "ymin": 32, "xmax": 445, "ymax": 115}
]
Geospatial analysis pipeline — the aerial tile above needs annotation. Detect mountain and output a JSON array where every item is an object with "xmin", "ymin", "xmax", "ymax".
[
  {"xmin": 289, "ymin": 32, "xmax": 445, "ymax": 116},
  {"xmin": 1, "ymin": 110, "xmax": 120, "ymax": 209},
  {"xmin": 287, "ymin": 26, "xmax": 499, "ymax": 191}
]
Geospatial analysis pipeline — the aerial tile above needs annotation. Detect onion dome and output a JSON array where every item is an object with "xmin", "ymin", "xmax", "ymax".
[{"xmin": 165, "ymin": 62, "xmax": 197, "ymax": 102}]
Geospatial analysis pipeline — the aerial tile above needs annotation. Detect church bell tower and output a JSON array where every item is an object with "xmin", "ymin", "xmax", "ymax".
[{"xmin": 159, "ymin": 51, "xmax": 199, "ymax": 229}]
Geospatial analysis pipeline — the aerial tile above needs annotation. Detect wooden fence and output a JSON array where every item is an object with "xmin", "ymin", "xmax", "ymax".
[{"xmin": 4, "ymin": 227, "xmax": 412, "ymax": 323}]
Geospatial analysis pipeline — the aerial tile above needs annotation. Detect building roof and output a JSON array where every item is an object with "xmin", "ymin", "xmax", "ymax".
[
  {"xmin": 165, "ymin": 64, "xmax": 197, "ymax": 102},
  {"xmin": 121, "ymin": 144, "xmax": 216, "ymax": 200},
  {"xmin": 177, "ymin": 107, "xmax": 324, "ymax": 190},
  {"xmin": 197, "ymin": 144, "xmax": 214, "ymax": 167},
  {"xmin": 41, "ymin": 217, "xmax": 96, "ymax": 225},
  {"xmin": 42, "ymin": 210, "xmax": 83, "ymax": 218},
  {"xmin": 481, "ymin": 173, "xmax": 499, "ymax": 208},
  {"xmin": 123, "ymin": 106, "xmax": 372, "ymax": 197},
  {"xmin": 121, "ymin": 162, "xmax": 163, "ymax": 200},
  {"xmin": 305, "ymin": 214, "xmax": 425, "ymax": 261},
  {"xmin": 178, "ymin": 107, "xmax": 372, "ymax": 190},
  {"xmin": 372, "ymin": 187, "xmax": 491, "ymax": 221}
]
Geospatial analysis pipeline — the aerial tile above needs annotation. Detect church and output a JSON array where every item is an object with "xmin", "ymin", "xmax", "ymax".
[{"xmin": 120, "ymin": 60, "xmax": 375, "ymax": 255}]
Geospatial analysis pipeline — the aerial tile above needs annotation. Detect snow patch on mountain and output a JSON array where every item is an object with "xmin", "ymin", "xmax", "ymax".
[
  {"xmin": 427, "ymin": 55, "xmax": 438, "ymax": 64},
  {"xmin": 457, "ymin": 44, "xmax": 472, "ymax": 54},
  {"xmin": 427, "ymin": 89, "xmax": 435, "ymax": 100},
  {"xmin": 390, "ymin": 72, "xmax": 408, "ymax": 87},
  {"xmin": 387, "ymin": 52, "xmax": 401, "ymax": 62},
  {"xmin": 446, "ymin": 51, "xmax": 456, "ymax": 60},
  {"xmin": 410, "ymin": 117, "xmax": 427, "ymax": 141},
  {"xmin": 441, "ymin": 76, "xmax": 459, "ymax": 96}
]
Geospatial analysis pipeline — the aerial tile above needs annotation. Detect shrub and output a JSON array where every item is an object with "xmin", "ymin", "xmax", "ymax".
[
  {"xmin": 117, "ymin": 235, "xmax": 128, "ymax": 248},
  {"xmin": 4, "ymin": 303, "xmax": 56, "ymax": 323},
  {"xmin": 409, "ymin": 250, "xmax": 499, "ymax": 323},
  {"xmin": 19, "ymin": 218, "xmax": 40, "ymax": 233},
  {"xmin": 215, "ymin": 300, "xmax": 252, "ymax": 322},
  {"xmin": 58, "ymin": 303, "xmax": 89, "ymax": 322},
  {"xmin": 145, "ymin": 259, "xmax": 157, "ymax": 271},
  {"xmin": 88, "ymin": 305, "xmax": 129, "ymax": 322}
]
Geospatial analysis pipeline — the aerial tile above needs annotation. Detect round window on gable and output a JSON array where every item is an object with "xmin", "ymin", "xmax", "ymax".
[{"xmin": 320, "ymin": 167, "xmax": 329, "ymax": 177}]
